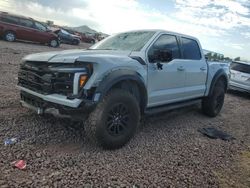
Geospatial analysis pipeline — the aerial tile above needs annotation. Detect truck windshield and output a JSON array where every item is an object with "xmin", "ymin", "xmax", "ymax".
[{"xmin": 90, "ymin": 31, "xmax": 155, "ymax": 51}]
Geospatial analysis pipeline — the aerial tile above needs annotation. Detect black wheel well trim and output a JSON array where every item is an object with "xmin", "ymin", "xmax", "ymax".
[
  {"xmin": 95, "ymin": 69, "xmax": 148, "ymax": 110},
  {"xmin": 208, "ymin": 69, "xmax": 228, "ymax": 96}
]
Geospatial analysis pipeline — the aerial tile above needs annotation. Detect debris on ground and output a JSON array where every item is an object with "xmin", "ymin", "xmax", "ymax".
[
  {"xmin": 4, "ymin": 138, "xmax": 18, "ymax": 146},
  {"xmin": 198, "ymin": 127, "xmax": 235, "ymax": 141},
  {"xmin": 11, "ymin": 160, "xmax": 27, "ymax": 170}
]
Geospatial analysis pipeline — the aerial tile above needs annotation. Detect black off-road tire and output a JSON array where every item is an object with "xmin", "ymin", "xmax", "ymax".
[
  {"xmin": 202, "ymin": 80, "xmax": 225, "ymax": 117},
  {"xmin": 85, "ymin": 89, "xmax": 140, "ymax": 149}
]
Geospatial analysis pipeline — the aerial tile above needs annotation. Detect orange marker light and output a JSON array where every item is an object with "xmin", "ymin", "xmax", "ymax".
[{"xmin": 79, "ymin": 75, "xmax": 88, "ymax": 88}]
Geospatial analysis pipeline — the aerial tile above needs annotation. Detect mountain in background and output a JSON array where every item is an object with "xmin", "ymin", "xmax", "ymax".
[
  {"xmin": 64, "ymin": 25, "xmax": 109, "ymax": 37},
  {"xmin": 69, "ymin": 25, "xmax": 97, "ymax": 34}
]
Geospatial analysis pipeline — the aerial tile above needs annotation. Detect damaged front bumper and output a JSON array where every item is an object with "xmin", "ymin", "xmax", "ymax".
[
  {"xmin": 17, "ymin": 86, "xmax": 82, "ymax": 108},
  {"xmin": 18, "ymin": 86, "xmax": 96, "ymax": 120}
]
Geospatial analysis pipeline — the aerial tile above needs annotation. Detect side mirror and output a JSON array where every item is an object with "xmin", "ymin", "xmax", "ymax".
[{"xmin": 149, "ymin": 49, "xmax": 173, "ymax": 63}]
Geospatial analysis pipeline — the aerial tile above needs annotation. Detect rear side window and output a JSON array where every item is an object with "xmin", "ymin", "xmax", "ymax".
[
  {"xmin": 19, "ymin": 19, "xmax": 34, "ymax": 28},
  {"xmin": 231, "ymin": 62, "xmax": 250, "ymax": 74},
  {"xmin": 1, "ymin": 15, "xmax": 19, "ymax": 24},
  {"xmin": 181, "ymin": 37, "xmax": 201, "ymax": 60}
]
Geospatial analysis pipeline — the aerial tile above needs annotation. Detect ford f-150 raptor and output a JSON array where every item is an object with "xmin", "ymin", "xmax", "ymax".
[{"xmin": 17, "ymin": 30, "xmax": 229, "ymax": 149}]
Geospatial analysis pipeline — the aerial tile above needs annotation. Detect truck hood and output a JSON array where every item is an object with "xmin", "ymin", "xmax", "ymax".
[{"xmin": 23, "ymin": 49, "xmax": 132, "ymax": 63}]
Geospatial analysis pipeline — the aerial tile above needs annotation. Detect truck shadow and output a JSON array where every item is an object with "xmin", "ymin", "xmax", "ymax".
[
  {"xmin": 26, "ymin": 103, "xmax": 212, "ymax": 154},
  {"xmin": 227, "ymin": 90, "xmax": 250, "ymax": 99}
]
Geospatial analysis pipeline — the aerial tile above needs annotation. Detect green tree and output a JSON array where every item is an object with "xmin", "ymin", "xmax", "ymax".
[
  {"xmin": 234, "ymin": 57, "xmax": 240, "ymax": 61},
  {"xmin": 212, "ymin": 53, "xmax": 218, "ymax": 61},
  {"xmin": 206, "ymin": 52, "xmax": 212, "ymax": 60},
  {"xmin": 224, "ymin": 57, "xmax": 232, "ymax": 62}
]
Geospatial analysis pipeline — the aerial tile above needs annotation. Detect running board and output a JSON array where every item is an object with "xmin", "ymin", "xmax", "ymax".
[{"xmin": 144, "ymin": 99, "xmax": 201, "ymax": 115}]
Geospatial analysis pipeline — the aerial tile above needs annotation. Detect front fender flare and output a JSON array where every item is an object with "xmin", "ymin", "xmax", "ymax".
[{"xmin": 94, "ymin": 69, "xmax": 147, "ymax": 108}]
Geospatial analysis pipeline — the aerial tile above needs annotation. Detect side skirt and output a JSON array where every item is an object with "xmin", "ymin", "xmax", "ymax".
[{"xmin": 144, "ymin": 99, "xmax": 202, "ymax": 116}]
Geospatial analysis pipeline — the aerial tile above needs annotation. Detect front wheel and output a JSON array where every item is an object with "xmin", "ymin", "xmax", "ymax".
[
  {"xmin": 85, "ymin": 89, "xmax": 140, "ymax": 149},
  {"xmin": 202, "ymin": 81, "xmax": 225, "ymax": 117},
  {"xmin": 49, "ymin": 39, "xmax": 59, "ymax": 47}
]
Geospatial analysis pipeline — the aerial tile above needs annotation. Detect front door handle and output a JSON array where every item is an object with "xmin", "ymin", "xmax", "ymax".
[
  {"xmin": 177, "ymin": 66, "xmax": 185, "ymax": 71},
  {"xmin": 200, "ymin": 67, "xmax": 207, "ymax": 71}
]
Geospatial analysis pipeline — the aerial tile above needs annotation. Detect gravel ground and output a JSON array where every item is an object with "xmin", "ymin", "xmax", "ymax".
[{"xmin": 0, "ymin": 40, "xmax": 249, "ymax": 187}]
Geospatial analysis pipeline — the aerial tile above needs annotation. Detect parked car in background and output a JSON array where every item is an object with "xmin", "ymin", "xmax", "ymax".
[
  {"xmin": 80, "ymin": 33, "xmax": 96, "ymax": 44},
  {"xmin": 62, "ymin": 28, "xmax": 96, "ymax": 44},
  {"xmin": 0, "ymin": 11, "xmax": 60, "ymax": 47},
  {"xmin": 229, "ymin": 61, "xmax": 250, "ymax": 93},
  {"xmin": 54, "ymin": 29, "xmax": 81, "ymax": 45}
]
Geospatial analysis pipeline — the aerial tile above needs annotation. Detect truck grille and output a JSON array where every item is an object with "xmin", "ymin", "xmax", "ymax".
[{"xmin": 18, "ymin": 61, "xmax": 74, "ymax": 95}]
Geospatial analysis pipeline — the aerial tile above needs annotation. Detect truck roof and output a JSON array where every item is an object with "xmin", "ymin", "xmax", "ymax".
[{"xmin": 121, "ymin": 29, "xmax": 199, "ymax": 41}]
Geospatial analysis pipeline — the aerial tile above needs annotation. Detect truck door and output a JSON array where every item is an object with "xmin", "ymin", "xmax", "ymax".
[
  {"xmin": 180, "ymin": 37, "xmax": 208, "ymax": 98},
  {"xmin": 147, "ymin": 34, "xmax": 186, "ymax": 107}
]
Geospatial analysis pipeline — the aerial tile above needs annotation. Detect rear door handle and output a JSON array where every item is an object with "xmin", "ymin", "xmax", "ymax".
[
  {"xmin": 177, "ymin": 66, "xmax": 185, "ymax": 71},
  {"xmin": 200, "ymin": 67, "xmax": 207, "ymax": 71}
]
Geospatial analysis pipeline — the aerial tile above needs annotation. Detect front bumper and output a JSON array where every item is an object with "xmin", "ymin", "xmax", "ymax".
[
  {"xmin": 17, "ymin": 86, "xmax": 82, "ymax": 108},
  {"xmin": 18, "ymin": 86, "xmax": 96, "ymax": 119},
  {"xmin": 229, "ymin": 81, "xmax": 250, "ymax": 93}
]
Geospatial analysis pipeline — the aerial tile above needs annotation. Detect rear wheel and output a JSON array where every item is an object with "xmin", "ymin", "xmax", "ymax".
[
  {"xmin": 85, "ymin": 89, "xmax": 140, "ymax": 149},
  {"xmin": 202, "ymin": 80, "xmax": 225, "ymax": 117},
  {"xmin": 4, "ymin": 31, "xmax": 16, "ymax": 42}
]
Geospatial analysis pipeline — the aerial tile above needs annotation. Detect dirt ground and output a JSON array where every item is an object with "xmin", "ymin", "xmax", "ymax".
[{"xmin": 0, "ymin": 40, "xmax": 249, "ymax": 187}]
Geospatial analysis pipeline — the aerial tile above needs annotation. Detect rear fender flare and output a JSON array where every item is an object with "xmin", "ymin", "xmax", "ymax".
[{"xmin": 208, "ymin": 69, "xmax": 228, "ymax": 96}]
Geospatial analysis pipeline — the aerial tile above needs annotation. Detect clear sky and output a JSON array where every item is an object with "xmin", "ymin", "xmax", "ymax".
[{"xmin": 0, "ymin": 0, "xmax": 250, "ymax": 60}]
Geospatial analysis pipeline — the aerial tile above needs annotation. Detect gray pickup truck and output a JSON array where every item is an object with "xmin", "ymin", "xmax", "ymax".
[{"xmin": 18, "ymin": 30, "xmax": 229, "ymax": 149}]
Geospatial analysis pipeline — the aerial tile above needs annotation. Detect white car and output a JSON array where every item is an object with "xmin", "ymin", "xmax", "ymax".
[{"xmin": 229, "ymin": 61, "xmax": 250, "ymax": 93}]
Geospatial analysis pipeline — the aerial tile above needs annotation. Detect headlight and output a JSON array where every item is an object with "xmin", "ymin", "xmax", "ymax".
[{"xmin": 79, "ymin": 75, "xmax": 88, "ymax": 88}]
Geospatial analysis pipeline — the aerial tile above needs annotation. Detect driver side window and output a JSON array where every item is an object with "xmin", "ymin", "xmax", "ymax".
[{"xmin": 148, "ymin": 34, "xmax": 181, "ymax": 63}]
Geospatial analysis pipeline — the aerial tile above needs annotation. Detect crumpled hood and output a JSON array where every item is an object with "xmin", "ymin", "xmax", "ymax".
[{"xmin": 23, "ymin": 49, "xmax": 132, "ymax": 63}]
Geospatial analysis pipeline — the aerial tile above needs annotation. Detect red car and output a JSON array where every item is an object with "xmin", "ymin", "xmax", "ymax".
[
  {"xmin": 80, "ymin": 33, "xmax": 96, "ymax": 44},
  {"xmin": 0, "ymin": 12, "xmax": 60, "ymax": 47}
]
